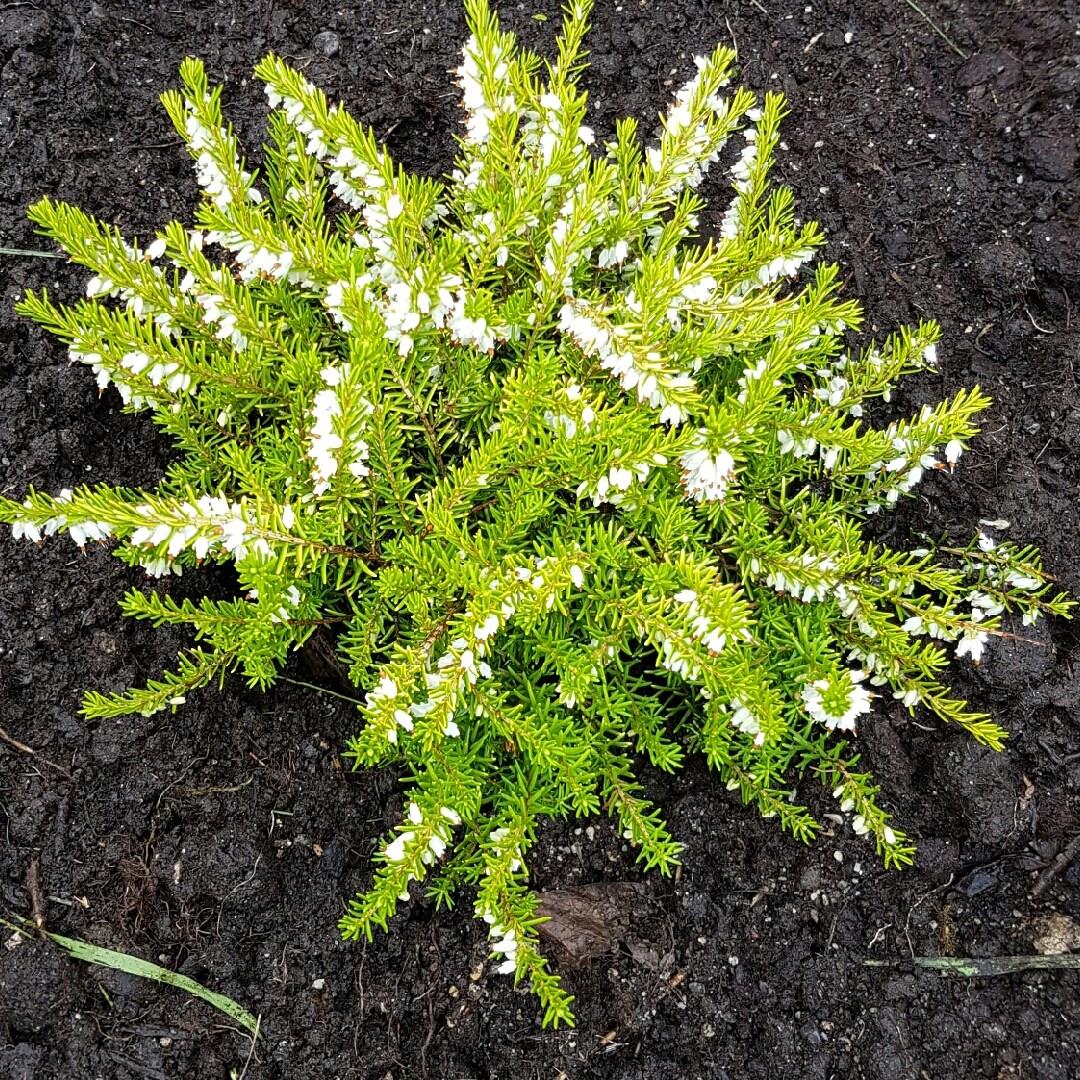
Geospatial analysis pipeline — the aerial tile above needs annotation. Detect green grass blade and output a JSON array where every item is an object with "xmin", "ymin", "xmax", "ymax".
[
  {"xmin": 0, "ymin": 246, "xmax": 63, "ymax": 258},
  {"xmin": 2, "ymin": 916, "xmax": 259, "ymax": 1035},
  {"xmin": 867, "ymin": 954, "xmax": 1080, "ymax": 976}
]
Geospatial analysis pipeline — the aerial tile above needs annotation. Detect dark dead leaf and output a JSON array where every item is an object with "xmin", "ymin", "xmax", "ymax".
[{"xmin": 536, "ymin": 882, "xmax": 645, "ymax": 967}]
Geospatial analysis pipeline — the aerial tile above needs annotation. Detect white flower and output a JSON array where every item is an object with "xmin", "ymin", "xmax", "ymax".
[
  {"xmin": 455, "ymin": 35, "xmax": 514, "ymax": 147},
  {"xmin": 1005, "ymin": 570, "xmax": 1041, "ymax": 591},
  {"xmin": 777, "ymin": 430, "xmax": 818, "ymax": 458},
  {"xmin": 801, "ymin": 669, "xmax": 873, "ymax": 732},
  {"xmin": 384, "ymin": 831, "xmax": 414, "ymax": 863},
  {"xmin": 956, "ymin": 629, "xmax": 987, "ymax": 664},
  {"xmin": 597, "ymin": 239, "xmax": 630, "ymax": 268},
  {"xmin": 11, "ymin": 519, "xmax": 42, "ymax": 543},
  {"xmin": 945, "ymin": 439, "xmax": 964, "ymax": 465},
  {"xmin": 728, "ymin": 700, "xmax": 762, "ymax": 742},
  {"xmin": 492, "ymin": 929, "xmax": 517, "ymax": 954},
  {"xmin": 142, "ymin": 557, "xmax": 183, "ymax": 578},
  {"xmin": 680, "ymin": 441, "xmax": 735, "ymax": 503},
  {"xmin": 85, "ymin": 275, "xmax": 115, "ymax": 298},
  {"xmin": 969, "ymin": 591, "xmax": 1004, "ymax": 616}
]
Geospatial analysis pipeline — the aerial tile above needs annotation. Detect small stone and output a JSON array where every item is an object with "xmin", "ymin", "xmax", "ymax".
[
  {"xmin": 1031, "ymin": 914, "xmax": 1080, "ymax": 956},
  {"xmin": 311, "ymin": 978, "xmax": 326, "ymax": 991},
  {"xmin": 313, "ymin": 30, "xmax": 340, "ymax": 57}
]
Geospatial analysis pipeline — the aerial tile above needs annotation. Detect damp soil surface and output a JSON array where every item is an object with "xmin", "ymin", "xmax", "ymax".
[{"xmin": 2, "ymin": 1, "xmax": 1079, "ymax": 1077}]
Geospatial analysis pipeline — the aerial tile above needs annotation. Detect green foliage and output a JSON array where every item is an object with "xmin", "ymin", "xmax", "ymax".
[{"xmin": 3, "ymin": 0, "xmax": 1070, "ymax": 1026}]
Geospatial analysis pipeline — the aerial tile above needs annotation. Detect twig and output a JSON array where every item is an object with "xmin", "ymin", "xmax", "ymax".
[
  {"xmin": 234, "ymin": 1015, "xmax": 262, "ymax": 1080},
  {"xmin": 216, "ymin": 856, "xmax": 262, "ymax": 937},
  {"xmin": 277, "ymin": 676, "xmax": 364, "ymax": 706},
  {"xmin": 1024, "ymin": 306, "xmax": 1053, "ymax": 334},
  {"xmin": 26, "ymin": 859, "xmax": 47, "ymax": 931},
  {"xmin": 0, "ymin": 725, "xmax": 73, "ymax": 779},
  {"xmin": 1032, "ymin": 833, "xmax": 1080, "ymax": 898},
  {"xmin": 900, "ymin": 0, "xmax": 969, "ymax": 60},
  {"xmin": 0, "ymin": 725, "xmax": 34, "ymax": 754}
]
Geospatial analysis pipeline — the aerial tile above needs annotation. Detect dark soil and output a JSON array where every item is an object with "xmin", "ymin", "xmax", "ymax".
[{"xmin": 1, "ymin": 1, "xmax": 1078, "ymax": 1077}]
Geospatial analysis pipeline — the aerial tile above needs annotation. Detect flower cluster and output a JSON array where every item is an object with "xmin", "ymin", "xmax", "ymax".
[
  {"xmin": 479, "ymin": 825, "xmax": 528, "ymax": 976},
  {"xmin": 576, "ymin": 456, "xmax": 662, "ymax": 508},
  {"xmin": 672, "ymin": 588, "xmax": 729, "ymax": 655},
  {"xmin": 483, "ymin": 912, "xmax": 520, "ymax": 976},
  {"xmin": 129, "ymin": 495, "xmax": 272, "ymax": 574},
  {"xmin": 801, "ymin": 669, "xmax": 873, "ymax": 733},
  {"xmin": 193, "ymin": 280, "xmax": 249, "ymax": 354},
  {"xmin": 10, "ymin": 489, "xmax": 111, "ymax": 548},
  {"xmin": 358, "ymin": 555, "xmax": 588, "ymax": 752},
  {"xmin": 762, "ymin": 550, "xmax": 838, "ymax": 604},
  {"xmin": 679, "ymin": 437, "xmax": 736, "ymax": 503},
  {"xmin": 307, "ymin": 365, "xmax": 373, "ymax": 495},
  {"xmin": 558, "ymin": 302, "xmax": 692, "ymax": 425},
  {"xmin": 455, "ymin": 30, "xmax": 516, "ymax": 148},
  {"xmin": 384, "ymin": 802, "xmax": 461, "ymax": 895},
  {"xmin": 70, "ymin": 344, "xmax": 154, "ymax": 409},
  {"xmin": 646, "ymin": 55, "xmax": 734, "ymax": 201},
  {"xmin": 183, "ymin": 109, "xmax": 260, "ymax": 210}
]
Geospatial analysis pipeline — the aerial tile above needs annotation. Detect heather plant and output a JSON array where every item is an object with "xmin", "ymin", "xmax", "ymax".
[{"xmin": 3, "ymin": 0, "xmax": 1070, "ymax": 1025}]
